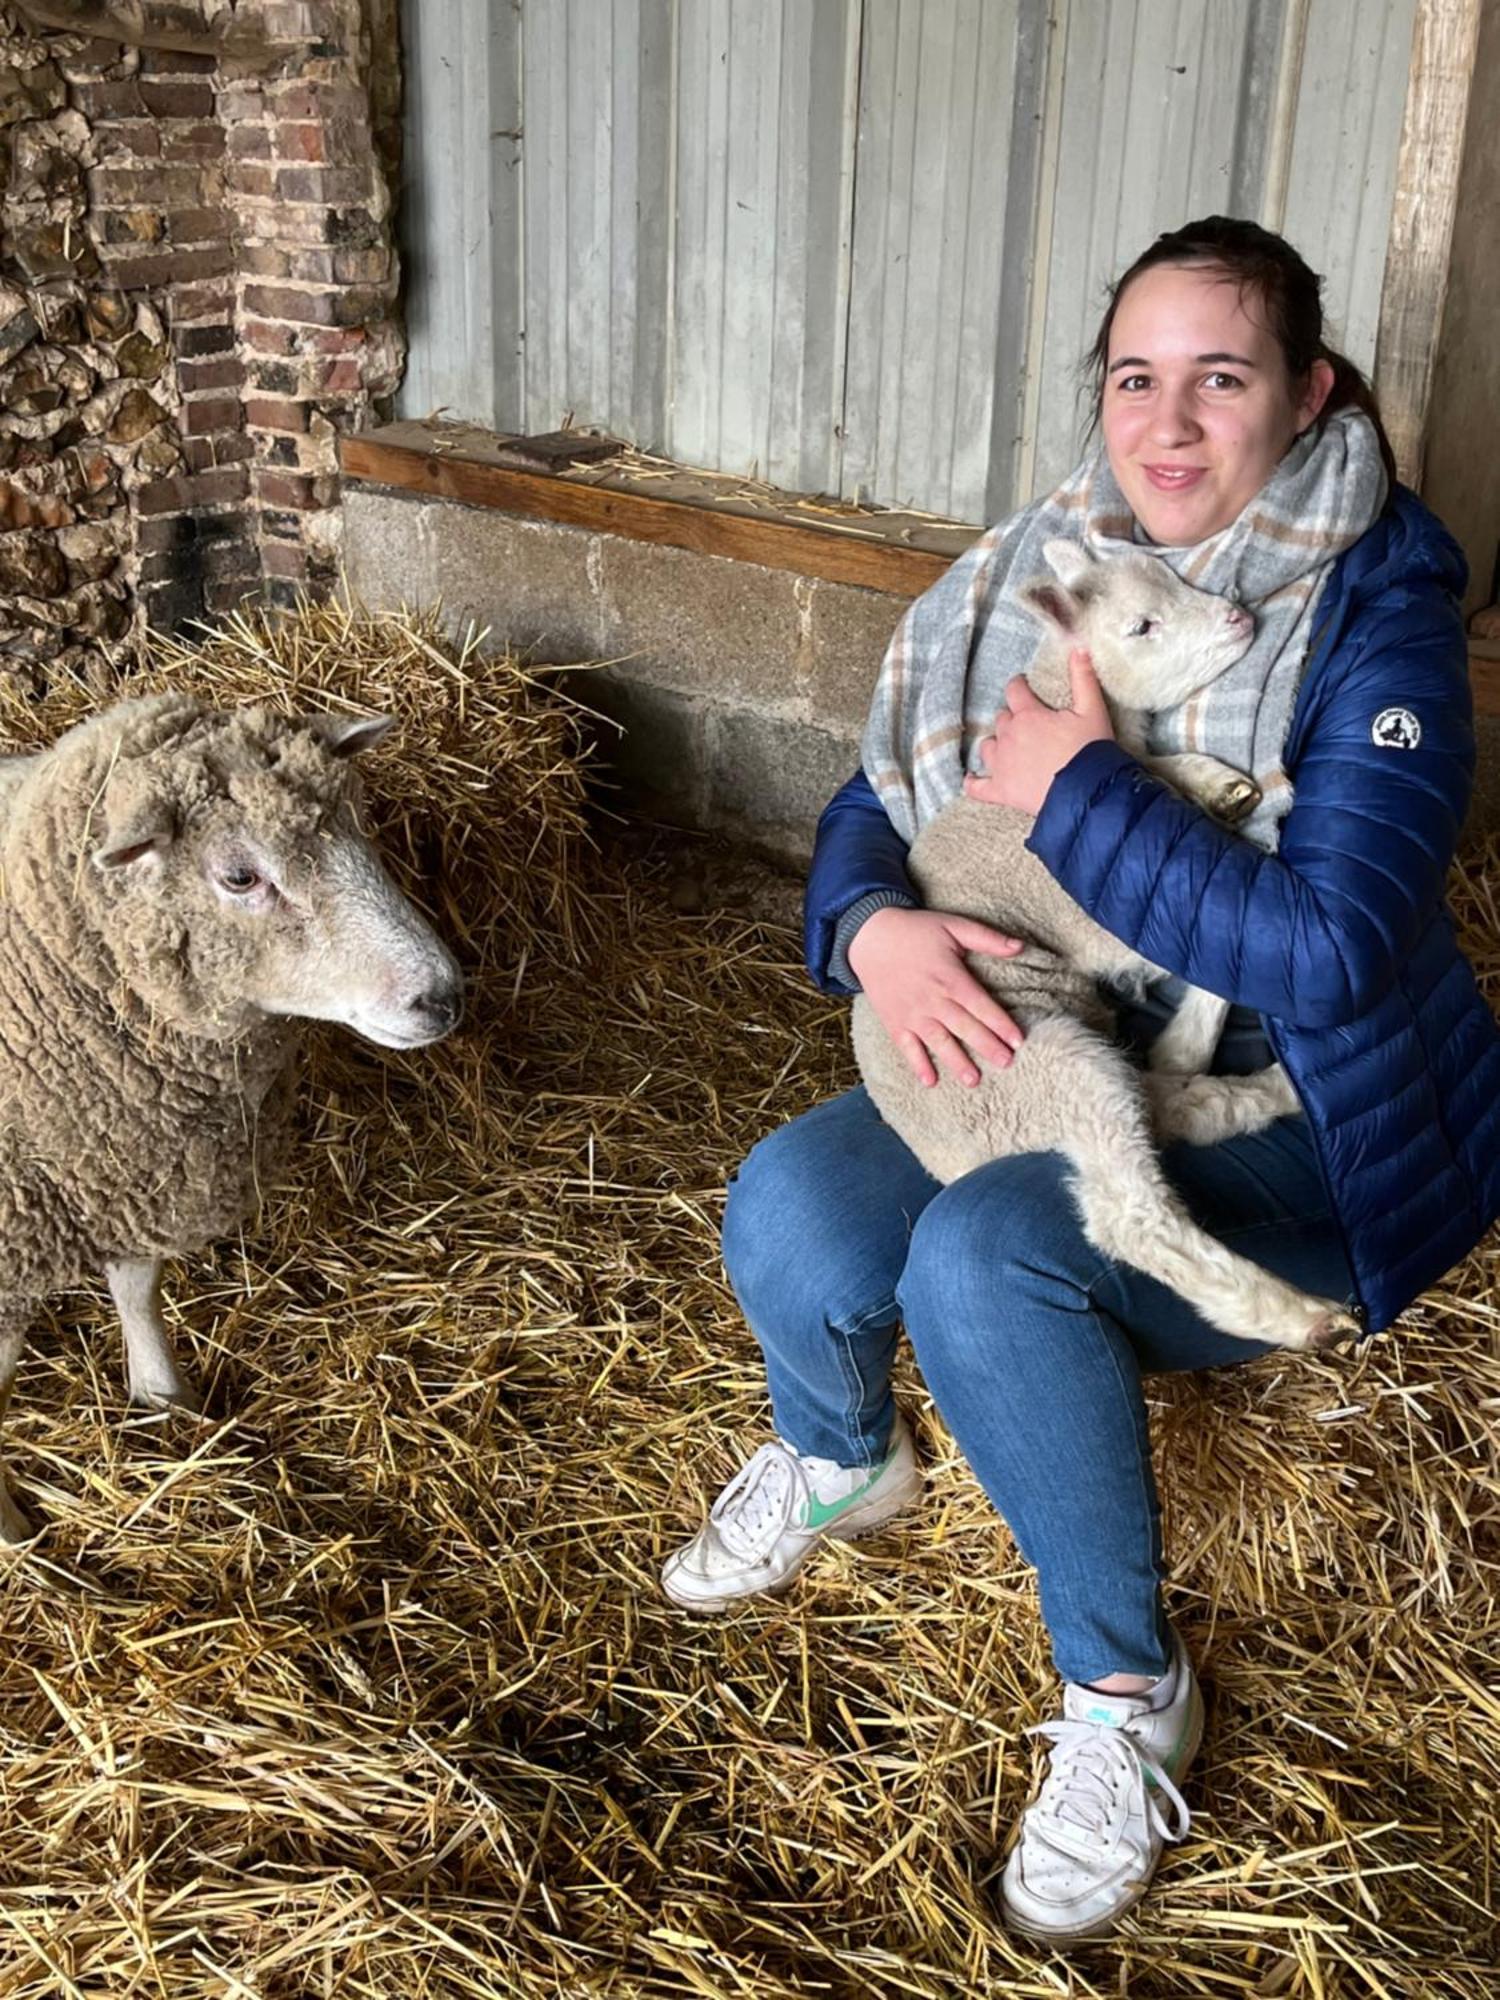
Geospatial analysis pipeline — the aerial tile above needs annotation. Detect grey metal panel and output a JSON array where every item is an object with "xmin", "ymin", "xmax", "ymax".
[
  {"xmin": 1280, "ymin": 0, "xmax": 1418, "ymax": 369},
  {"xmin": 396, "ymin": 1, "xmax": 521, "ymax": 428},
  {"xmin": 841, "ymin": 0, "xmax": 1029, "ymax": 522},
  {"xmin": 517, "ymin": 0, "xmax": 674, "ymax": 445},
  {"xmin": 667, "ymin": 0, "xmax": 860, "ymax": 491}
]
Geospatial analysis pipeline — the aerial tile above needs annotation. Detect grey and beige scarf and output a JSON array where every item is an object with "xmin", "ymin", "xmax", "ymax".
[{"xmin": 862, "ymin": 406, "xmax": 1388, "ymax": 851}]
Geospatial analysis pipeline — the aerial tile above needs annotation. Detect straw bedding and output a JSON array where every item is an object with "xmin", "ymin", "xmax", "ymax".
[{"xmin": 0, "ymin": 601, "xmax": 1495, "ymax": 1999}]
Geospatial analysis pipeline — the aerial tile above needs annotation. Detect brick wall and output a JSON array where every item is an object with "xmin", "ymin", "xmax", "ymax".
[{"xmin": 0, "ymin": 0, "xmax": 399, "ymax": 688}]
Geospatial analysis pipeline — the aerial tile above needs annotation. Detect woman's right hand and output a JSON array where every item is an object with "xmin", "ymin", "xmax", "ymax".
[{"xmin": 846, "ymin": 905, "xmax": 1026, "ymax": 1088}]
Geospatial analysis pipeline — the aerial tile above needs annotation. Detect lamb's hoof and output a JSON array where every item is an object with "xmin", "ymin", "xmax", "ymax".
[
  {"xmin": 1300, "ymin": 1308, "xmax": 1362, "ymax": 1353},
  {"xmin": 129, "ymin": 1380, "xmax": 204, "ymax": 1417},
  {"xmin": 1213, "ymin": 777, "xmax": 1261, "ymax": 825}
]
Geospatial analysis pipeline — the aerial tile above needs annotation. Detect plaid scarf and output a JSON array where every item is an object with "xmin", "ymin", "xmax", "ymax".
[{"xmin": 862, "ymin": 408, "xmax": 1388, "ymax": 850}]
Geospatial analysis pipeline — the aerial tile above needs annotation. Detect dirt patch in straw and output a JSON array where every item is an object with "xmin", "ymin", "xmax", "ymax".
[{"xmin": 0, "ymin": 602, "xmax": 1496, "ymax": 1998}]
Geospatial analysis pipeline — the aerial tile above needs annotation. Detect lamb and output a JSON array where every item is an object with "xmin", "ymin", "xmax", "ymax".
[
  {"xmin": 853, "ymin": 539, "xmax": 1358, "ymax": 1354},
  {"xmin": 0, "ymin": 692, "xmax": 464, "ymax": 1543}
]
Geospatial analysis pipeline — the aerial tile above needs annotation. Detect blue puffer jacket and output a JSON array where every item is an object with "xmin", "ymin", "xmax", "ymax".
[{"xmin": 804, "ymin": 489, "xmax": 1500, "ymax": 1333}]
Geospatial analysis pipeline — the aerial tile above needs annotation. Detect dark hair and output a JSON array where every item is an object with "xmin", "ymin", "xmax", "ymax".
[{"xmin": 1085, "ymin": 215, "xmax": 1397, "ymax": 488}]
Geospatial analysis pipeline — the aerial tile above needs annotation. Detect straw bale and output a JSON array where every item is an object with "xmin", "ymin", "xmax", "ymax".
[{"xmin": 0, "ymin": 599, "xmax": 1495, "ymax": 1998}]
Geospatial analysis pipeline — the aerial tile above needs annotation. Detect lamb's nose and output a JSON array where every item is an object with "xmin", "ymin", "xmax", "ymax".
[
  {"xmin": 1226, "ymin": 605, "xmax": 1252, "ymax": 634},
  {"xmin": 408, "ymin": 983, "xmax": 463, "ymax": 1037}
]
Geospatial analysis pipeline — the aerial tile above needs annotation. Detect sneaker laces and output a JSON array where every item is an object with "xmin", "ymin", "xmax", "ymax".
[
  {"xmin": 707, "ymin": 1442, "xmax": 810, "ymax": 1562},
  {"xmin": 1026, "ymin": 1716, "xmax": 1192, "ymax": 1853}
]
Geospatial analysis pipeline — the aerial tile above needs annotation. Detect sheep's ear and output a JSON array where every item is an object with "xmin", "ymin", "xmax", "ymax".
[
  {"xmin": 310, "ymin": 714, "xmax": 397, "ymax": 759},
  {"xmin": 1018, "ymin": 579, "xmax": 1079, "ymax": 634},
  {"xmin": 1041, "ymin": 537, "xmax": 1095, "ymax": 590},
  {"xmin": 93, "ymin": 809, "xmax": 174, "ymax": 872}
]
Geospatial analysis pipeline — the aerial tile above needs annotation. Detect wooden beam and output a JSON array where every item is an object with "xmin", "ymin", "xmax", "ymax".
[
  {"xmin": 1375, "ymin": 0, "xmax": 1484, "ymax": 487},
  {"xmin": 339, "ymin": 429, "xmax": 963, "ymax": 600}
]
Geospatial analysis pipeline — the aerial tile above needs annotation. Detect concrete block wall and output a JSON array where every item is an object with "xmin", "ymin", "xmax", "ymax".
[{"xmin": 342, "ymin": 484, "xmax": 906, "ymax": 861}]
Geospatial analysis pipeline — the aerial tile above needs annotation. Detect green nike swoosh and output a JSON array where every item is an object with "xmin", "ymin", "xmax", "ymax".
[{"xmin": 803, "ymin": 1473, "xmax": 878, "ymax": 1531}]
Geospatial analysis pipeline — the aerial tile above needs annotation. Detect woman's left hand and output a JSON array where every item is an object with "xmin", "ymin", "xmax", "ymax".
[{"xmin": 963, "ymin": 648, "xmax": 1115, "ymax": 816}]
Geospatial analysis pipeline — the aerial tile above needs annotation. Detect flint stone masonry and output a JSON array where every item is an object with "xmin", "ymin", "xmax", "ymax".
[{"xmin": 0, "ymin": 0, "xmax": 399, "ymax": 687}]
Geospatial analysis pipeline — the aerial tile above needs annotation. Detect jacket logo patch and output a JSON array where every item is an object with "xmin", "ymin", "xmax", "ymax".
[{"xmin": 1372, "ymin": 707, "xmax": 1422, "ymax": 750}]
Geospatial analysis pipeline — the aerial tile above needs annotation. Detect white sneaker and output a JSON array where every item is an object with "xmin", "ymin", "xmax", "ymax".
[
  {"xmin": 661, "ymin": 1416, "xmax": 922, "ymax": 1612},
  {"xmin": 1000, "ymin": 1630, "xmax": 1203, "ymax": 1942}
]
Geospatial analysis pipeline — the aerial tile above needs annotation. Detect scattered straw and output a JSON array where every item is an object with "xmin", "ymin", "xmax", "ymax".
[{"xmin": 0, "ymin": 601, "xmax": 1495, "ymax": 1997}]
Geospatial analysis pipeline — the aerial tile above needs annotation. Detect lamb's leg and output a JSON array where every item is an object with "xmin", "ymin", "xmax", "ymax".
[
  {"xmin": 106, "ymin": 1257, "xmax": 202, "ymax": 1413},
  {"xmin": 1144, "ymin": 751, "xmax": 1260, "ymax": 825},
  {"xmin": 1148, "ymin": 986, "xmax": 1231, "ymax": 1075},
  {"xmin": 1027, "ymin": 1020, "xmax": 1357, "ymax": 1353},
  {"xmin": 1146, "ymin": 1063, "xmax": 1301, "ymax": 1147},
  {"xmin": 0, "ymin": 1304, "xmax": 36, "ymax": 1545}
]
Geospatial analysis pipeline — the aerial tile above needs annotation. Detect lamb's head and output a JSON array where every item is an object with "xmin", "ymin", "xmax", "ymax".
[
  {"xmin": 76, "ymin": 699, "xmax": 463, "ymax": 1048},
  {"xmin": 1019, "ymin": 539, "xmax": 1254, "ymax": 711}
]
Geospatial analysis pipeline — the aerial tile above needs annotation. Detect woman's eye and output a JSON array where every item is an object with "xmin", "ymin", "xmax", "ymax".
[
  {"xmin": 1204, "ymin": 371, "xmax": 1243, "ymax": 391},
  {"xmin": 1127, "ymin": 617, "xmax": 1155, "ymax": 638},
  {"xmin": 1117, "ymin": 374, "xmax": 1152, "ymax": 393}
]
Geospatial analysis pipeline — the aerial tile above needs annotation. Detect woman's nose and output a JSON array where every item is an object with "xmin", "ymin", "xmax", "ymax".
[{"xmin": 1147, "ymin": 390, "xmax": 1202, "ymax": 447}]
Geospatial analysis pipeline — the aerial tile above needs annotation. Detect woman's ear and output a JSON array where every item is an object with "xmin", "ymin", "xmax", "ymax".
[{"xmin": 1298, "ymin": 357, "xmax": 1337, "ymax": 432}]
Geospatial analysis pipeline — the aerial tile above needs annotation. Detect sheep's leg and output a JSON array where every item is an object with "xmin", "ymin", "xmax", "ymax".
[
  {"xmin": 1146, "ymin": 1064, "xmax": 1301, "ymax": 1147},
  {"xmin": 1148, "ymin": 986, "xmax": 1231, "ymax": 1075},
  {"xmin": 0, "ymin": 1304, "xmax": 36, "ymax": 1545},
  {"xmin": 106, "ymin": 1258, "xmax": 202, "ymax": 1413},
  {"xmin": 1026, "ymin": 1020, "xmax": 1356, "ymax": 1353}
]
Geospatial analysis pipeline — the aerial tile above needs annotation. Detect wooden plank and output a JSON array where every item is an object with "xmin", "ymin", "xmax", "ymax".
[
  {"xmin": 339, "ymin": 431, "xmax": 961, "ymax": 598},
  {"xmin": 1374, "ymin": 0, "xmax": 1484, "ymax": 486}
]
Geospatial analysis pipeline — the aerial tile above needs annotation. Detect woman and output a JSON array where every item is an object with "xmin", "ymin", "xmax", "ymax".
[{"xmin": 660, "ymin": 218, "xmax": 1500, "ymax": 1942}]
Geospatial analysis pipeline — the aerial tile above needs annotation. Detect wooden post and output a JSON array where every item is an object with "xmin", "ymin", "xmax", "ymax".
[{"xmin": 1374, "ymin": 0, "xmax": 1484, "ymax": 488}]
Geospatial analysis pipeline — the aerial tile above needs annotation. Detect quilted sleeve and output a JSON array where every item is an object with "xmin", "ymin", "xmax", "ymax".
[
  {"xmin": 1025, "ymin": 578, "xmax": 1474, "ymax": 1028},
  {"xmin": 803, "ymin": 769, "xmax": 917, "ymax": 992}
]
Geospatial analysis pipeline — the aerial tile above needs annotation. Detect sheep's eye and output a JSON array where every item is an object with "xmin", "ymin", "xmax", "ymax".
[
  {"xmin": 1127, "ymin": 616, "xmax": 1156, "ymax": 638},
  {"xmin": 218, "ymin": 864, "xmax": 262, "ymax": 894}
]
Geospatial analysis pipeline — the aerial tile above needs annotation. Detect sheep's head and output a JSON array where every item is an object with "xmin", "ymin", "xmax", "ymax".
[
  {"xmin": 1020, "ymin": 539, "xmax": 1254, "ymax": 712},
  {"xmin": 82, "ymin": 701, "xmax": 463, "ymax": 1048}
]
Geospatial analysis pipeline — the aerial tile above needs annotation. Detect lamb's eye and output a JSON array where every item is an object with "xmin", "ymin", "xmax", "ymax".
[
  {"xmin": 1127, "ymin": 616, "xmax": 1156, "ymax": 638},
  {"xmin": 218, "ymin": 864, "xmax": 262, "ymax": 894}
]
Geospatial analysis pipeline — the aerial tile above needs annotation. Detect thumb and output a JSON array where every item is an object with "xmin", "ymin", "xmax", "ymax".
[
  {"xmin": 947, "ymin": 917, "xmax": 1023, "ymax": 958},
  {"xmin": 1068, "ymin": 647, "xmax": 1108, "ymax": 719}
]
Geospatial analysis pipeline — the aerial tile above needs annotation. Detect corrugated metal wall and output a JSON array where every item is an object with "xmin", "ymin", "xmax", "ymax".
[{"xmin": 400, "ymin": 0, "xmax": 1418, "ymax": 524}]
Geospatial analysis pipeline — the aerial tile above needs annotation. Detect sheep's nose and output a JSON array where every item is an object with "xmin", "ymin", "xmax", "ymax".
[
  {"xmin": 408, "ymin": 983, "xmax": 463, "ymax": 1037},
  {"xmin": 1225, "ymin": 606, "xmax": 1253, "ymax": 635}
]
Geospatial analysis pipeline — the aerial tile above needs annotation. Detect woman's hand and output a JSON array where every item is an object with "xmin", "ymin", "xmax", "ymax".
[
  {"xmin": 847, "ymin": 905, "xmax": 1026, "ymax": 1088},
  {"xmin": 963, "ymin": 649, "xmax": 1114, "ymax": 816}
]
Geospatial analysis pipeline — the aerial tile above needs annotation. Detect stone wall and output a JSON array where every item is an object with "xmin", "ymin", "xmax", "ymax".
[{"xmin": 0, "ymin": 0, "xmax": 397, "ymax": 689}]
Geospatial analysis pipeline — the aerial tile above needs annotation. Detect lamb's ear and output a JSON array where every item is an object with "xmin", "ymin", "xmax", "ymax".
[
  {"xmin": 1041, "ymin": 537, "xmax": 1095, "ymax": 591},
  {"xmin": 310, "ymin": 714, "xmax": 397, "ymax": 759},
  {"xmin": 1018, "ymin": 578, "xmax": 1079, "ymax": 635},
  {"xmin": 93, "ymin": 804, "xmax": 174, "ymax": 872}
]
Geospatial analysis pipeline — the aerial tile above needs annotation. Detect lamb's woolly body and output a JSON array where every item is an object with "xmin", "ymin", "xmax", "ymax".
[{"xmin": 0, "ymin": 697, "xmax": 325, "ymax": 1302}]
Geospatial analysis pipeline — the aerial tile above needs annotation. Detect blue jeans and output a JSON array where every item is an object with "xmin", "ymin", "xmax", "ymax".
[{"xmin": 721, "ymin": 1086, "xmax": 1353, "ymax": 1686}]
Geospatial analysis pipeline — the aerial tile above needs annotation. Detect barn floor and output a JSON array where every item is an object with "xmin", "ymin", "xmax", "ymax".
[{"xmin": 0, "ymin": 608, "xmax": 1496, "ymax": 1999}]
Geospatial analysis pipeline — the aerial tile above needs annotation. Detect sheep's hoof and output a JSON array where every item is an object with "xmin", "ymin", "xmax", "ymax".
[
  {"xmin": 129, "ymin": 1379, "xmax": 204, "ymax": 1417},
  {"xmin": 0, "ymin": 1489, "xmax": 36, "ymax": 1547},
  {"xmin": 1213, "ymin": 777, "xmax": 1261, "ymax": 825}
]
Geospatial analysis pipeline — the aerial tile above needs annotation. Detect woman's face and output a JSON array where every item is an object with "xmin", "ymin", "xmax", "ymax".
[{"xmin": 1100, "ymin": 261, "xmax": 1335, "ymax": 546}]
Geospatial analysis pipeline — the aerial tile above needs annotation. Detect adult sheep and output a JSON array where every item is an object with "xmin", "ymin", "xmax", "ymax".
[{"xmin": 0, "ymin": 692, "xmax": 463, "ymax": 1544}]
